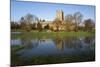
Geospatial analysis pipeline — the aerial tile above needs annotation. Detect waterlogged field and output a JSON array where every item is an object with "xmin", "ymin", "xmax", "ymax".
[{"xmin": 11, "ymin": 32, "xmax": 95, "ymax": 66}]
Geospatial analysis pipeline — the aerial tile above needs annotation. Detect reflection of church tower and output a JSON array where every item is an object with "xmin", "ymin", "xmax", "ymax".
[
  {"xmin": 56, "ymin": 40, "xmax": 64, "ymax": 50},
  {"xmin": 54, "ymin": 35, "xmax": 64, "ymax": 50},
  {"xmin": 56, "ymin": 10, "xmax": 64, "ymax": 21}
]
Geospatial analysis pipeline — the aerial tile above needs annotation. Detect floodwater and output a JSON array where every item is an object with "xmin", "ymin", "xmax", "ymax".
[{"xmin": 11, "ymin": 32, "xmax": 95, "ymax": 59}]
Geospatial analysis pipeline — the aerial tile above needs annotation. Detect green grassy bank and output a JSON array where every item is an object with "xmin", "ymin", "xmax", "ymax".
[{"xmin": 11, "ymin": 31, "xmax": 95, "ymax": 39}]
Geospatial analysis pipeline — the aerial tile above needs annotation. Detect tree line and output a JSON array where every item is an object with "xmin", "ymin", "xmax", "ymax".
[{"xmin": 11, "ymin": 12, "xmax": 95, "ymax": 32}]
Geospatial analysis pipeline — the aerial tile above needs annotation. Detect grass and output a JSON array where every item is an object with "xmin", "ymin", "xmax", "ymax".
[
  {"xmin": 11, "ymin": 31, "xmax": 95, "ymax": 39},
  {"xmin": 11, "ymin": 45, "xmax": 25, "ymax": 52}
]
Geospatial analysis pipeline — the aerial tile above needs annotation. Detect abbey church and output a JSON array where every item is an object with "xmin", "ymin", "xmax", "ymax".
[
  {"xmin": 40, "ymin": 10, "xmax": 67, "ymax": 31},
  {"xmin": 56, "ymin": 10, "xmax": 64, "ymax": 21}
]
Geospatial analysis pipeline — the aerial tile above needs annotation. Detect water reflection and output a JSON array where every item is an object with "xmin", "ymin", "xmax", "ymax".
[
  {"xmin": 11, "ymin": 33, "xmax": 95, "ymax": 58},
  {"xmin": 21, "ymin": 38, "xmax": 39, "ymax": 49},
  {"xmin": 53, "ymin": 33, "xmax": 64, "ymax": 50},
  {"xmin": 83, "ymin": 36, "xmax": 95, "ymax": 45}
]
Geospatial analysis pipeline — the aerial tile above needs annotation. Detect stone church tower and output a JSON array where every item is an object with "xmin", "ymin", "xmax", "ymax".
[{"xmin": 56, "ymin": 10, "xmax": 64, "ymax": 21}]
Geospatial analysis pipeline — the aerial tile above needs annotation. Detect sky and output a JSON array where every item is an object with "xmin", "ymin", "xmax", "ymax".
[{"xmin": 11, "ymin": 0, "xmax": 95, "ymax": 22}]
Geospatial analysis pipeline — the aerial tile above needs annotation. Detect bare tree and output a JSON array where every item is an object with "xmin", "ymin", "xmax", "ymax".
[
  {"xmin": 24, "ymin": 14, "xmax": 39, "ymax": 24},
  {"xmin": 65, "ymin": 14, "xmax": 74, "ymax": 23},
  {"xmin": 11, "ymin": 21, "xmax": 20, "ymax": 29},
  {"xmin": 20, "ymin": 17, "xmax": 26, "ymax": 30},
  {"xmin": 20, "ymin": 14, "xmax": 39, "ymax": 31},
  {"xmin": 74, "ymin": 12, "xmax": 83, "ymax": 32},
  {"xmin": 37, "ymin": 22, "xmax": 42, "ymax": 32},
  {"xmin": 84, "ymin": 19, "xmax": 95, "ymax": 32},
  {"xmin": 64, "ymin": 14, "xmax": 75, "ymax": 31},
  {"xmin": 44, "ymin": 24, "xmax": 50, "ymax": 30}
]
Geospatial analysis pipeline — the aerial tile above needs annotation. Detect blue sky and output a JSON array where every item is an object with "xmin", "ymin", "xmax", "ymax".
[{"xmin": 11, "ymin": 0, "xmax": 95, "ymax": 22}]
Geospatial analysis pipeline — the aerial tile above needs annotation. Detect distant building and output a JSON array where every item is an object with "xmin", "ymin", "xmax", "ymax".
[
  {"xmin": 39, "ymin": 10, "xmax": 75, "ymax": 31},
  {"xmin": 56, "ymin": 10, "xmax": 64, "ymax": 21}
]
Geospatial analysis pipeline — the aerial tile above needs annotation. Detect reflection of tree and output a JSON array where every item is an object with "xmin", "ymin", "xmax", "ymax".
[
  {"xmin": 83, "ymin": 36, "xmax": 95, "ymax": 46},
  {"xmin": 63, "ymin": 36, "xmax": 95, "ymax": 49},
  {"xmin": 63, "ymin": 37, "xmax": 83, "ymax": 49},
  {"xmin": 20, "ymin": 33, "xmax": 39, "ymax": 49}
]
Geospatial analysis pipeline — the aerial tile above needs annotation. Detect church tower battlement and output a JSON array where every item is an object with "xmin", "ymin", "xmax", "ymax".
[{"xmin": 56, "ymin": 10, "xmax": 64, "ymax": 21}]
